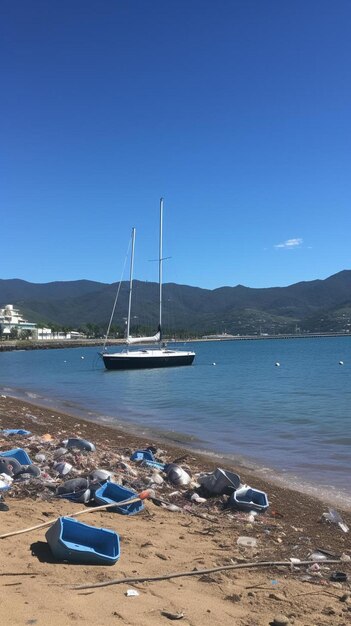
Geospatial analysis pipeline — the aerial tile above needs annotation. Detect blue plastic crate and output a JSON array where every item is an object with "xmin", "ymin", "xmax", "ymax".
[
  {"xmin": 130, "ymin": 449, "xmax": 165, "ymax": 471},
  {"xmin": 0, "ymin": 448, "xmax": 32, "ymax": 465},
  {"xmin": 0, "ymin": 429, "xmax": 31, "ymax": 436},
  {"xmin": 94, "ymin": 482, "xmax": 144, "ymax": 515},
  {"xmin": 229, "ymin": 486, "xmax": 269, "ymax": 513},
  {"xmin": 130, "ymin": 449, "xmax": 155, "ymax": 462},
  {"xmin": 45, "ymin": 516, "xmax": 120, "ymax": 565},
  {"xmin": 143, "ymin": 459, "xmax": 166, "ymax": 471}
]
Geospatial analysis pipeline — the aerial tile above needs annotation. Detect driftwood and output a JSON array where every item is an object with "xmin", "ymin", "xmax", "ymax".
[{"xmin": 72, "ymin": 559, "xmax": 348, "ymax": 590}]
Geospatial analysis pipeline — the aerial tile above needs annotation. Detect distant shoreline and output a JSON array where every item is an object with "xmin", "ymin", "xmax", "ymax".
[{"xmin": 0, "ymin": 331, "xmax": 350, "ymax": 351}]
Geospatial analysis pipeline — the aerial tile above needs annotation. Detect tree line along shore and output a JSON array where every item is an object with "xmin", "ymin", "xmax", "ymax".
[{"xmin": 0, "ymin": 332, "xmax": 350, "ymax": 352}]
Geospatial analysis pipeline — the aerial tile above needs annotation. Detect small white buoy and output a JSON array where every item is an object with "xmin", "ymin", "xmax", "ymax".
[
  {"xmin": 64, "ymin": 360, "xmax": 67, "ymax": 363},
  {"xmin": 212, "ymin": 362, "xmax": 216, "ymax": 366},
  {"xmin": 81, "ymin": 356, "xmax": 85, "ymax": 359},
  {"xmin": 275, "ymin": 362, "xmax": 280, "ymax": 367},
  {"xmin": 339, "ymin": 361, "xmax": 344, "ymax": 365}
]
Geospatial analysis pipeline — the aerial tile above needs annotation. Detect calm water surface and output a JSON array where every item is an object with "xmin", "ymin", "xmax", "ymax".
[{"xmin": 1, "ymin": 337, "xmax": 350, "ymax": 500}]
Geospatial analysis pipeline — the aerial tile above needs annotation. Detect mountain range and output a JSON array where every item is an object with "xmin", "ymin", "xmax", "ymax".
[{"xmin": 1, "ymin": 271, "xmax": 351, "ymax": 336}]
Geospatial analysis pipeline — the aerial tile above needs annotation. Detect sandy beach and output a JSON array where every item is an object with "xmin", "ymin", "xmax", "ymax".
[{"xmin": 0, "ymin": 394, "xmax": 350, "ymax": 626}]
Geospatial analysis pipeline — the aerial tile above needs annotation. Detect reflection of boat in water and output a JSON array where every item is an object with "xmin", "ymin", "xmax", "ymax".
[{"xmin": 102, "ymin": 198, "xmax": 195, "ymax": 370}]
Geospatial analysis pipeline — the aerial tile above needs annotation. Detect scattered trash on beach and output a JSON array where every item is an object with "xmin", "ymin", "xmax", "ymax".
[
  {"xmin": 229, "ymin": 486, "xmax": 269, "ymax": 513},
  {"xmin": 164, "ymin": 463, "xmax": 191, "ymax": 487},
  {"xmin": 94, "ymin": 481, "xmax": 144, "ymax": 515},
  {"xmin": 198, "ymin": 467, "xmax": 240, "ymax": 495},
  {"xmin": 310, "ymin": 550, "xmax": 328, "ymax": 562},
  {"xmin": 53, "ymin": 461, "xmax": 73, "ymax": 476},
  {"xmin": 270, "ymin": 615, "xmax": 289, "ymax": 626},
  {"xmin": 0, "ymin": 447, "xmax": 32, "ymax": 465},
  {"xmin": 63, "ymin": 437, "xmax": 96, "ymax": 452},
  {"xmin": 0, "ymin": 473, "xmax": 13, "ymax": 512},
  {"xmin": 89, "ymin": 468, "xmax": 113, "ymax": 482},
  {"xmin": 46, "ymin": 516, "xmax": 120, "ymax": 565},
  {"xmin": 322, "ymin": 508, "xmax": 349, "ymax": 533},
  {"xmin": 0, "ymin": 456, "xmax": 22, "ymax": 476},
  {"xmin": 130, "ymin": 448, "xmax": 166, "ymax": 470},
  {"xmin": 125, "ymin": 589, "xmax": 139, "ymax": 597},
  {"xmin": 0, "ymin": 429, "xmax": 31, "ymax": 436},
  {"xmin": 237, "ymin": 536, "xmax": 258, "ymax": 548},
  {"xmin": 0, "ymin": 473, "xmax": 13, "ymax": 491},
  {"xmin": 191, "ymin": 492, "xmax": 207, "ymax": 504},
  {"xmin": 330, "ymin": 571, "xmax": 348, "ymax": 582},
  {"xmin": 56, "ymin": 477, "xmax": 91, "ymax": 503},
  {"xmin": 1, "ymin": 417, "xmax": 351, "ymax": 609},
  {"xmin": 160, "ymin": 610, "xmax": 184, "ymax": 620}
]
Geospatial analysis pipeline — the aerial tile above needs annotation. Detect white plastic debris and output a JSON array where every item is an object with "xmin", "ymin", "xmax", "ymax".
[
  {"xmin": 35, "ymin": 453, "xmax": 46, "ymax": 463},
  {"xmin": 161, "ymin": 503, "xmax": 182, "ymax": 512},
  {"xmin": 53, "ymin": 447, "xmax": 68, "ymax": 460},
  {"xmin": 0, "ymin": 473, "xmax": 13, "ymax": 490},
  {"xmin": 89, "ymin": 469, "xmax": 113, "ymax": 482},
  {"xmin": 191, "ymin": 492, "xmax": 207, "ymax": 504},
  {"xmin": 322, "ymin": 508, "xmax": 349, "ymax": 533},
  {"xmin": 63, "ymin": 438, "xmax": 96, "ymax": 452},
  {"xmin": 248, "ymin": 510, "xmax": 258, "ymax": 523},
  {"xmin": 125, "ymin": 589, "xmax": 139, "ymax": 597},
  {"xmin": 165, "ymin": 464, "xmax": 191, "ymax": 487},
  {"xmin": 150, "ymin": 472, "xmax": 164, "ymax": 485},
  {"xmin": 53, "ymin": 461, "xmax": 72, "ymax": 476},
  {"xmin": 237, "ymin": 536, "xmax": 257, "ymax": 548},
  {"xmin": 310, "ymin": 551, "xmax": 328, "ymax": 562},
  {"xmin": 119, "ymin": 462, "xmax": 138, "ymax": 477},
  {"xmin": 307, "ymin": 562, "xmax": 321, "ymax": 574}
]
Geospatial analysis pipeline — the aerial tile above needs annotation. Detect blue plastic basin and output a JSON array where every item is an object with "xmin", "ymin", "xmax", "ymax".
[
  {"xmin": 229, "ymin": 486, "xmax": 269, "ymax": 513},
  {"xmin": 45, "ymin": 517, "xmax": 120, "ymax": 565},
  {"xmin": 94, "ymin": 482, "xmax": 143, "ymax": 515},
  {"xmin": 130, "ymin": 449, "xmax": 155, "ymax": 462},
  {"xmin": 0, "ymin": 448, "xmax": 32, "ymax": 465}
]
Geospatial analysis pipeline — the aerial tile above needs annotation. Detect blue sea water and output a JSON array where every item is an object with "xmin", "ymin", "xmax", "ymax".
[{"xmin": 0, "ymin": 337, "xmax": 350, "ymax": 501}]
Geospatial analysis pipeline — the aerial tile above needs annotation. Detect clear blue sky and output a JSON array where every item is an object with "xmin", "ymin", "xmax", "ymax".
[{"xmin": 2, "ymin": 0, "xmax": 351, "ymax": 289}]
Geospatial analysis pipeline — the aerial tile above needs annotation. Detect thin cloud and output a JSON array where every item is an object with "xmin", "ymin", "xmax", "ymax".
[{"xmin": 274, "ymin": 238, "xmax": 303, "ymax": 249}]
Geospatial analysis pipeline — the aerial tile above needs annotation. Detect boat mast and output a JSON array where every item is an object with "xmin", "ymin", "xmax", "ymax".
[
  {"xmin": 126, "ymin": 227, "xmax": 136, "ymax": 340},
  {"xmin": 159, "ymin": 198, "xmax": 163, "ymax": 341}
]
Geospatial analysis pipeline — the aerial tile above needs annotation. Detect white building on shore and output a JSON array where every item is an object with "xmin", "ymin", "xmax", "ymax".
[
  {"xmin": 0, "ymin": 304, "xmax": 86, "ymax": 340},
  {"xmin": 0, "ymin": 304, "xmax": 38, "ymax": 337}
]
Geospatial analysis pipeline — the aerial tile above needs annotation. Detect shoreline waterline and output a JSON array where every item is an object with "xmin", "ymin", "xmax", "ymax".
[
  {"xmin": 1, "ymin": 337, "xmax": 350, "ymax": 503},
  {"xmin": 2, "ymin": 388, "xmax": 351, "ymax": 512},
  {"xmin": 1, "ymin": 389, "xmax": 351, "ymax": 626}
]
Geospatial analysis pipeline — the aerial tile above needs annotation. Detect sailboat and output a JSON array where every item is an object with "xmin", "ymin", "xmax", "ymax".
[{"xmin": 101, "ymin": 198, "xmax": 195, "ymax": 370}]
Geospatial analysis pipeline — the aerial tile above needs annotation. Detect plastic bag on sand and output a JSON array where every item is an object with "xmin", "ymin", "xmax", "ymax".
[
  {"xmin": 63, "ymin": 438, "xmax": 96, "ymax": 453},
  {"xmin": 164, "ymin": 464, "xmax": 191, "ymax": 487},
  {"xmin": 0, "ymin": 473, "xmax": 13, "ymax": 491},
  {"xmin": 322, "ymin": 508, "xmax": 349, "ymax": 533},
  {"xmin": 198, "ymin": 468, "xmax": 240, "ymax": 495}
]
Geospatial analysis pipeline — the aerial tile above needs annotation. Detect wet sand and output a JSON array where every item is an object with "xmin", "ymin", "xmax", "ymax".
[{"xmin": 0, "ymin": 395, "xmax": 350, "ymax": 626}]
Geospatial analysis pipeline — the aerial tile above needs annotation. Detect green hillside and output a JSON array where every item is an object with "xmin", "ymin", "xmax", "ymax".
[{"xmin": 1, "ymin": 271, "xmax": 351, "ymax": 337}]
